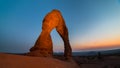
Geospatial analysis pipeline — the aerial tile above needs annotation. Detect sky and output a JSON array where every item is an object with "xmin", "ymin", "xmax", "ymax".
[{"xmin": 0, "ymin": 0, "xmax": 120, "ymax": 53}]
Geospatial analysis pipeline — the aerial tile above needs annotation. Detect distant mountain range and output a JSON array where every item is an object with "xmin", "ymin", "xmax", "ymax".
[
  {"xmin": 54, "ymin": 49, "xmax": 120, "ymax": 56},
  {"xmin": 72, "ymin": 49, "xmax": 120, "ymax": 56}
]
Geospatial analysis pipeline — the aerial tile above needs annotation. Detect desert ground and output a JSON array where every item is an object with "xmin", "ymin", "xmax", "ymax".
[
  {"xmin": 0, "ymin": 52, "xmax": 120, "ymax": 68},
  {"xmin": 73, "ymin": 55, "xmax": 120, "ymax": 68},
  {"xmin": 0, "ymin": 53, "xmax": 79, "ymax": 68},
  {"xmin": 54, "ymin": 52, "xmax": 120, "ymax": 68}
]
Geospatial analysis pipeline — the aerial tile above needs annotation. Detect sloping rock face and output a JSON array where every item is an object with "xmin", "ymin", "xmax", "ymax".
[
  {"xmin": 27, "ymin": 9, "xmax": 72, "ymax": 59},
  {"xmin": 0, "ymin": 53, "xmax": 79, "ymax": 68}
]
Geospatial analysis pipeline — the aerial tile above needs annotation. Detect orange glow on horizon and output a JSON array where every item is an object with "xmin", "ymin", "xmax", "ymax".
[{"xmin": 73, "ymin": 36, "xmax": 120, "ymax": 51}]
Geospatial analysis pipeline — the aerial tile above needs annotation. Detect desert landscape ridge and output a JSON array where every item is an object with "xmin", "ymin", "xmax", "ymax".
[{"xmin": 0, "ymin": 53, "xmax": 79, "ymax": 68}]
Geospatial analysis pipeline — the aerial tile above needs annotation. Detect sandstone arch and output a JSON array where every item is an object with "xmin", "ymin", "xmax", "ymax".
[{"xmin": 27, "ymin": 9, "xmax": 72, "ymax": 59}]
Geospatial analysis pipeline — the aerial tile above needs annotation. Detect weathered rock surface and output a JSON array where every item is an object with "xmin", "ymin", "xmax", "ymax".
[
  {"xmin": 0, "ymin": 53, "xmax": 79, "ymax": 68},
  {"xmin": 27, "ymin": 9, "xmax": 72, "ymax": 59}
]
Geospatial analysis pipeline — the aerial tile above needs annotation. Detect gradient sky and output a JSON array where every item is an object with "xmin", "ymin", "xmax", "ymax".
[{"xmin": 0, "ymin": 0, "xmax": 120, "ymax": 53}]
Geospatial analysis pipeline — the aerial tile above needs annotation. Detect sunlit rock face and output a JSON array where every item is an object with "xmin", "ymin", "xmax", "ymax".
[{"xmin": 27, "ymin": 9, "xmax": 72, "ymax": 59}]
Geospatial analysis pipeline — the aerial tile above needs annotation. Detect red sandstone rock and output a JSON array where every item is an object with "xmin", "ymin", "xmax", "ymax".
[{"xmin": 27, "ymin": 9, "xmax": 72, "ymax": 59}]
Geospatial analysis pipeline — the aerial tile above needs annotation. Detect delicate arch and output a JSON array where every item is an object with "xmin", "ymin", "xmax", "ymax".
[{"xmin": 27, "ymin": 9, "xmax": 72, "ymax": 59}]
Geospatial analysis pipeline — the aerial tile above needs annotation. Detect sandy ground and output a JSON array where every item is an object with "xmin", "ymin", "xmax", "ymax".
[
  {"xmin": 1, "ymin": 53, "xmax": 120, "ymax": 68},
  {"xmin": 0, "ymin": 53, "xmax": 79, "ymax": 68}
]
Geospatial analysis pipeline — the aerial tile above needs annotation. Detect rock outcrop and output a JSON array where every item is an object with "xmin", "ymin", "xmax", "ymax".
[
  {"xmin": 27, "ymin": 9, "xmax": 72, "ymax": 59},
  {"xmin": 0, "ymin": 53, "xmax": 79, "ymax": 68}
]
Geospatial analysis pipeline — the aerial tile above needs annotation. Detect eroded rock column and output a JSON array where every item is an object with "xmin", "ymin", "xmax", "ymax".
[{"xmin": 27, "ymin": 9, "xmax": 72, "ymax": 59}]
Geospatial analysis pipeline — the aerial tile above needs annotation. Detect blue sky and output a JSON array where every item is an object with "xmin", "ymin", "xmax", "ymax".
[{"xmin": 0, "ymin": 0, "xmax": 120, "ymax": 53}]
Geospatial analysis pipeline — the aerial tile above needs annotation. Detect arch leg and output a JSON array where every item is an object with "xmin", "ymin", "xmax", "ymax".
[{"xmin": 56, "ymin": 23, "xmax": 72, "ymax": 59}]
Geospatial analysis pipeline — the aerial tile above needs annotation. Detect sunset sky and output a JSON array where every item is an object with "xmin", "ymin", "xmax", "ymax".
[{"xmin": 0, "ymin": 0, "xmax": 120, "ymax": 53}]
